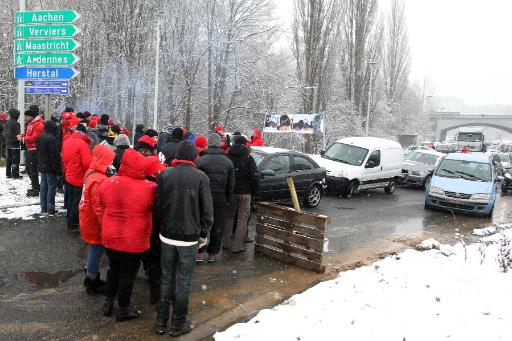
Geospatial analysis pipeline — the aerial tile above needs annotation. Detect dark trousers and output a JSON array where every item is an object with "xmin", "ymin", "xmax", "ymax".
[
  {"xmin": 105, "ymin": 248, "xmax": 142, "ymax": 308},
  {"xmin": 158, "ymin": 242, "xmax": 197, "ymax": 328},
  {"xmin": 66, "ymin": 184, "xmax": 82, "ymax": 230},
  {"xmin": 143, "ymin": 239, "xmax": 161, "ymax": 299},
  {"xmin": 6, "ymin": 148, "xmax": 20, "ymax": 177},
  {"xmin": 26, "ymin": 150, "xmax": 39, "ymax": 191},
  {"xmin": 40, "ymin": 173, "xmax": 57, "ymax": 214},
  {"xmin": 223, "ymin": 194, "xmax": 251, "ymax": 252},
  {"xmin": 199, "ymin": 192, "xmax": 228, "ymax": 255}
]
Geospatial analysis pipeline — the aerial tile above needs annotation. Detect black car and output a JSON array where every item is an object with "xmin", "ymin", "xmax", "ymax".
[{"xmin": 251, "ymin": 147, "xmax": 327, "ymax": 208}]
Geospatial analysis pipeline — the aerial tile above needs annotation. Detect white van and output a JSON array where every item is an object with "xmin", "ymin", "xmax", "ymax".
[{"xmin": 311, "ymin": 137, "xmax": 403, "ymax": 198}]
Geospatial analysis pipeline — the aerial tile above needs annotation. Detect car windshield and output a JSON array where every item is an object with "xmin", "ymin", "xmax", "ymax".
[
  {"xmin": 404, "ymin": 151, "xmax": 439, "ymax": 165},
  {"xmin": 458, "ymin": 132, "xmax": 483, "ymax": 142},
  {"xmin": 436, "ymin": 159, "xmax": 491, "ymax": 182},
  {"xmin": 498, "ymin": 153, "xmax": 510, "ymax": 162},
  {"xmin": 323, "ymin": 143, "xmax": 368, "ymax": 166},
  {"xmin": 252, "ymin": 152, "xmax": 265, "ymax": 167}
]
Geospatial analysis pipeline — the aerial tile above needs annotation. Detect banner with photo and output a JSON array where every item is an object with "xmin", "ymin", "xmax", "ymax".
[{"xmin": 263, "ymin": 113, "xmax": 324, "ymax": 134}]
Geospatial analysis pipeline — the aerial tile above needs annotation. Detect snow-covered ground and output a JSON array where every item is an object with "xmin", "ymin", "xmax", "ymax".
[
  {"xmin": 0, "ymin": 167, "xmax": 64, "ymax": 220},
  {"xmin": 216, "ymin": 226, "xmax": 512, "ymax": 341}
]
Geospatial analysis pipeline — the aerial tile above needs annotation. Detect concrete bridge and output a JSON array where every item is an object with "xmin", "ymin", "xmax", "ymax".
[{"xmin": 431, "ymin": 112, "xmax": 512, "ymax": 141}]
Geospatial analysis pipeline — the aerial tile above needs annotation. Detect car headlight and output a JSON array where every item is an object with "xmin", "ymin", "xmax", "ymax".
[
  {"xmin": 329, "ymin": 170, "xmax": 346, "ymax": 178},
  {"xmin": 471, "ymin": 193, "xmax": 490, "ymax": 200},
  {"xmin": 417, "ymin": 171, "xmax": 426, "ymax": 176},
  {"xmin": 429, "ymin": 186, "xmax": 445, "ymax": 196}
]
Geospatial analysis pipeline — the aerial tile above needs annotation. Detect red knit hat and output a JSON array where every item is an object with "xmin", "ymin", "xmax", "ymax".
[
  {"xmin": 107, "ymin": 118, "xmax": 114, "ymax": 125},
  {"xmin": 195, "ymin": 135, "xmax": 208, "ymax": 149},
  {"xmin": 0, "ymin": 113, "xmax": 7, "ymax": 121},
  {"xmin": 145, "ymin": 155, "xmax": 166, "ymax": 178},
  {"xmin": 215, "ymin": 125, "xmax": 225, "ymax": 133},
  {"xmin": 137, "ymin": 135, "xmax": 156, "ymax": 150},
  {"xmin": 88, "ymin": 120, "xmax": 98, "ymax": 128},
  {"xmin": 253, "ymin": 129, "xmax": 262, "ymax": 136}
]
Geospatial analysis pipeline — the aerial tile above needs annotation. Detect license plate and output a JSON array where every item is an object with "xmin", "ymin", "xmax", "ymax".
[{"xmin": 449, "ymin": 199, "xmax": 464, "ymax": 205}]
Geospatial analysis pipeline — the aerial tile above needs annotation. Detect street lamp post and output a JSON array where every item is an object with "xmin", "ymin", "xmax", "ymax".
[{"xmin": 365, "ymin": 61, "xmax": 377, "ymax": 137}]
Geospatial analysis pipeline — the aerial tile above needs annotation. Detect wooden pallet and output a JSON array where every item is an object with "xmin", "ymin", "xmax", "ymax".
[{"xmin": 254, "ymin": 202, "xmax": 330, "ymax": 273}]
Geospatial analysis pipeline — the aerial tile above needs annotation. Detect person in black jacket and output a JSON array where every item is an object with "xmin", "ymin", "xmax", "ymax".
[
  {"xmin": 196, "ymin": 133, "xmax": 235, "ymax": 262},
  {"xmin": 155, "ymin": 141, "xmax": 213, "ymax": 336},
  {"xmin": 161, "ymin": 127, "xmax": 184, "ymax": 166},
  {"xmin": 36, "ymin": 120, "xmax": 62, "ymax": 215},
  {"xmin": 4, "ymin": 108, "xmax": 22, "ymax": 179},
  {"xmin": 112, "ymin": 134, "xmax": 131, "ymax": 171},
  {"xmin": 223, "ymin": 135, "xmax": 260, "ymax": 253},
  {"xmin": 133, "ymin": 124, "xmax": 145, "ymax": 147},
  {"xmin": 97, "ymin": 114, "xmax": 110, "ymax": 141}
]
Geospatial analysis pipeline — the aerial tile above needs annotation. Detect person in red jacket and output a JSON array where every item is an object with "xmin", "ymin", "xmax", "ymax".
[
  {"xmin": 18, "ymin": 108, "xmax": 44, "ymax": 196},
  {"xmin": 79, "ymin": 145, "xmax": 116, "ymax": 295},
  {"xmin": 62, "ymin": 124, "xmax": 92, "ymax": 233},
  {"xmin": 247, "ymin": 129, "xmax": 264, "ymax": 147},
  {"xmin": 99, "ymin": 148, "xmax": 157, "ymax": 321}
]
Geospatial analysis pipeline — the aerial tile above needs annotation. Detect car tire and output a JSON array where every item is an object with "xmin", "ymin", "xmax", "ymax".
[
  {"xmin": 486, "ymin": 206, "xmax": 494, "ymax": 218},
  {"xmin": 384, "ymin": 179, "xmax": 397, "ymax": 194},
  {"xmin": 303, "ymin": 185, "xmax": 322, "ymax": 208},
  {"xmin": 343, "ymin": 181, "xmax": 358, "ymax": 199},
  {"xmin": 501, "ymin": 182, "xmax": 508, "ymax": 193}
]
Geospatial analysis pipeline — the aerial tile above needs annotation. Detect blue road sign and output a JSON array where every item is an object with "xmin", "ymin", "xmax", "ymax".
[
  {"xmin": 25, "ymin": 86, "xmax": 69, "ymax": 95},
  {"xmin": 25, "ymin": 80, "xmax": 68, "ymax": 87},
  {"xmin": 15, "ymin": 66, "xmax": 79, "ymax": 80}
]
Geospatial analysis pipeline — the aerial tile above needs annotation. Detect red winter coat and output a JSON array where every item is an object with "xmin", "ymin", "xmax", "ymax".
[
  {"xmin": 79, "ymin": 145, "xmax": 116, "ymax": 245},
  {"xmin": 24, "ymin": 115, "xmax": 44, "ymax": 150},
  {"xmin": 62, "ymin": 132, "xmax": 92, "ymax": 187},
  {"xmin": 100, "ymin": 149, "xmax": 157, "ymax": 253},
  {"xmin": 247, "ymin": 135, "xmax": 264, "ymax": 147}
]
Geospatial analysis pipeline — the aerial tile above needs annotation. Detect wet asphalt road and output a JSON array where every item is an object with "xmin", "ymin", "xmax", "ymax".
[{"xmin": 1, "ymin": 186, "xmax": 512, "ymax": 340}]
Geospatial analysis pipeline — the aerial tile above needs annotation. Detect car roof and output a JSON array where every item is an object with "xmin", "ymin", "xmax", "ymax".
[
  {"xmin": 412, "ymin": 149, "xmax": 445, "ymax": 157},
  {"xmin": 334, "ymin": 136, "xmax": 402, "ymax": 150},
  {"xmin": 444, "ymin": 152, "xmax": 491, "ymax": 163},
  {"xmin": 251, "ymin": 146, "xmax": 290, "ymax": 154}
]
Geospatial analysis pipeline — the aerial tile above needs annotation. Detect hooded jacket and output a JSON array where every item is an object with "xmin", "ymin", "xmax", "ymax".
[
  {"xmin": 228, "ymin": 143, "xmax": 260, "ymax": 195},
  {"xmin": 24, "ymin": 115, "xmax": 44, "ymax": 150},
  {"xmin": 100, "ymin": 148, "xmax": 157, "ymax": 253},
  {"xmin": 156, "ymin": 142, "xmax": 214, "ymax": 242},
  {"xmin": 4, "ymin": 115, "xmax": 21, "ymax": 148},
  {"xmin": 62, "ymin": 131, "xmax": 92, "ymax": 187},
  {"xmin": 161, "ymin": 128, "xmax": 184, "ymax": 166},
  {"xmin": 196, "ymin": 147, "xmax": 235, "ymax": 201},
  {"xmin": 36, "ymin": 121, "xmax": 62, "ymax": 174},
  {"xmin": 79, "ymin": 145, "xmax": 115, "ymax": 245}
]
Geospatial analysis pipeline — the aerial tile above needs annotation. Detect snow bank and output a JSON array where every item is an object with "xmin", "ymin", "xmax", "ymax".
[
  {"xmin": 473, "ymin": 226, "xmax": 497, "ymax": 236},
  {"xmin": 0, "ymin": 167, "xmax": 63, "ymax": 220},
  {"xmin": 216, "ymin": 229, "xmax": 512, "ymax": 341}
]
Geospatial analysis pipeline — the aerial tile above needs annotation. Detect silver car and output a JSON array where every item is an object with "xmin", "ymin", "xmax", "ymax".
[{"xmin": 401, "ymin": 150, "xmax": 445, "ymax": 188}]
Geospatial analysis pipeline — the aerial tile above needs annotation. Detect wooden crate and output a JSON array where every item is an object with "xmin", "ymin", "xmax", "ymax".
[{"xmin": 254, "ymin": 202, "xmax": 330, "ymax": 273}]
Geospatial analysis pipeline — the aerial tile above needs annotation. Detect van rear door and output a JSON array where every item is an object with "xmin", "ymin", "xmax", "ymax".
[{"xmin": 381, "ymin": 148, "xmax": 403, "ymax": 179}]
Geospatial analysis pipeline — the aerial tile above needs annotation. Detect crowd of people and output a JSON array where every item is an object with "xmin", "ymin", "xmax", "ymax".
[{"xmin": 0, "ymin": 105, "xmax": 265, "ymax": 336}]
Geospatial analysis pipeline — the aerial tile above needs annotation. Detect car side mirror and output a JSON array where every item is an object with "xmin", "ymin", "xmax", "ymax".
[
  {"xmin": 261, "ymin": 169, "xmax": 276, "ymax": 177},
  {"xmin": 320, "ymin": 150, "xmax": 325, "ymax": 156}
]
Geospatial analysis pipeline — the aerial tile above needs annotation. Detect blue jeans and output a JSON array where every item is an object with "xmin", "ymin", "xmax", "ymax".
[
  {"xmin": 157, "ymin": 242, "xmax": 198, "ymax": 328},
  {"xmin": 86, "ymin": 244, "xmax": 104, "ymax": 279},
  {"xmin": 40, "ymin": 173, "xmax": 57, "ymax": 214}
]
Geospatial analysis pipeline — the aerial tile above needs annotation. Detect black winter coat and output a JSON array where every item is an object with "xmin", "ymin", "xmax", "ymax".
[
  {"xmin": 161, "ymin": 138, "xmax": 181, "ymax": 166},
  {"xmin": 196, "ymin": 147, "xmax": 235, "ymax": 201},
  {"xmin": 228, "ymin": 144, "xmax": 260, "ymax": 195},
  {"xmin": 4, "ymin": 118, "xmax": 21, "ymax": 148},
  {"xmin": 36, "ymin": 121, "xmax": 62, "ymax": 174},
  {"xmin": 156, "ymin": 163, "xmax": 214, "ymax": 242}
]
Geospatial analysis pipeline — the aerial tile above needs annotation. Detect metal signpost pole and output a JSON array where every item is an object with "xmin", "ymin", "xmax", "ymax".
[
  {"xmin": 153, "ymin": 21, "xmax": 161, "ymax": 130},
  {"xmin": 17, "ymin": 0, "xmax": 26, "ymax": 134}
]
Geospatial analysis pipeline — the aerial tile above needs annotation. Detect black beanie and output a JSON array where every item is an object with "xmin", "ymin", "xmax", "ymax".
[
  {"xmin": 176, "ymin": 141, "xmax": 198, "ymax": 161},
  {"xmin": 64, "ymin": 106, "xmax": 74, "ymax": 112},
  {"xmin": 145, "ymin": 129, "xmax": 158, "ymax": 138},
  {"xmin": 234, "ymin": 135, "xmax": 247, "ymax": 145},
  {"xmin": 24, "ymin": 109, "xmax": 38, "ymax": 118},
  {"xmin": 171, "ymin": 127, "xmax": 184, "ymax": 141},
  {"xmin": 29, "ymin": 104, "xmax": 40, "ymax": 114},
  {"xmin": 110, "ymin": 124, "xmax": 121, "ymax": 135},
  {"xmin": 8, "ymin": 108, "xmax": 20, "ymax": 120}
]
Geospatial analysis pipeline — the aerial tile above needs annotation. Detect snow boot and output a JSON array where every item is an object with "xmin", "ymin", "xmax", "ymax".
[
  {"xmin": 116, "ymin": 307, "xmax": 140, "ymax": 322},
  {"xmin": 85, "ymin": 273, "xmax": 106, "ymax": 295},
  {"xmin": 102, "ymin": 297, "xmax": 114, "ymax": 317},
  {"xmin": 196, "ymin": 252, "xmax": 204, "ymax": 263},
  {"xmin": 170, "ymin": 319, "xmax": 193, "ymax": 337}
]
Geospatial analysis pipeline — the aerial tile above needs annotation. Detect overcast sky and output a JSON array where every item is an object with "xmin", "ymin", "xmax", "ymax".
[{"xmin": 275, "ymin": 0, "xmax": 512, "ymax": 106}]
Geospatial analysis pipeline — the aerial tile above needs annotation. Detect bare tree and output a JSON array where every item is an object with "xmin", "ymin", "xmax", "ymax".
[{"xmin": 383, "ymin": 0, "xmax": 410, "ymax": 103}]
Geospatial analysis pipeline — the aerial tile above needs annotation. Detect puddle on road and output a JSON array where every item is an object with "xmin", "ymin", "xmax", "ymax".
[{"xmin": 24, "ymin": 270, "xmax": 81, "ymax": 289}]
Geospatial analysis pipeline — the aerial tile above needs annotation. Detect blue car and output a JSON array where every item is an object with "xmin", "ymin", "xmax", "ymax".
[{"xmin": 425, "ymin": 153, "xmax": 498, "ymax": 217}]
